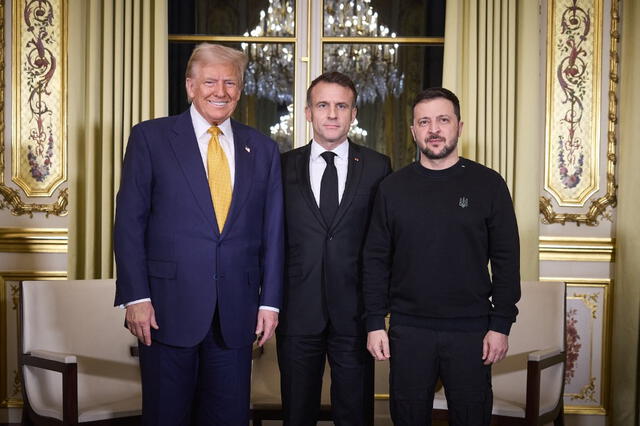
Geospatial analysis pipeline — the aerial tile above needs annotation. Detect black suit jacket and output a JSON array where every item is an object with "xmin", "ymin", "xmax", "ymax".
[{"xmin": 279, "ymin": 140, "xmax": 391, "ymax": 336}]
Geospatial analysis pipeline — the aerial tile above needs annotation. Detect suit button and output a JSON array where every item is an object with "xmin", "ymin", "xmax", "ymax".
[
  {"xmin": 213, "ymin": 273, "xmax": 218, "ymax": 280},
  {"xmin": 328, "ymin": 234, "xmax": 334, "ymax": 240}
]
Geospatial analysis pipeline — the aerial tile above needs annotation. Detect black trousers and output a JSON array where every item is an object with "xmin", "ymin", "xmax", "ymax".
[
  {"xmin": 276, "ymin": 324, "xmax": 374, "ymax": 426},
  {"xmin": 389, "ymin": 325, "xmax": 492, "ymax": 426}
]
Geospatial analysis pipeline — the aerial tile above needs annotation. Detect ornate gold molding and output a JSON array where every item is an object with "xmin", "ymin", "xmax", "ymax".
[
  {"xmin": 0, "ymin": 270, "xmax": 67, "ymax": 408},
  {"xmin": 0, "ymin": 227, "xmax": 68, "ymax": 253},
  {"xmin": 540, "ymin": 0, "xmax": 619, "ymax": 225},
  {"xmin": 0, "ymin": 0, "xmax": 68, "ymax": 217},
  {"xmin": 0, "ymin": 186, "xmax": 68, "ymax": 217},
  {"xmin": 539, "ymin": 236, "xmax": 614, "ymax": 262}
]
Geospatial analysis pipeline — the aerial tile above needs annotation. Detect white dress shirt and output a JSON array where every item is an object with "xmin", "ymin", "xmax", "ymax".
[
  {"xmin": 125, "ymin": 105, "xmax": 277, "ymax": 312},
  {"xmin": 309, "ymin": 139, "xmax": 349, "ymax": 207}
]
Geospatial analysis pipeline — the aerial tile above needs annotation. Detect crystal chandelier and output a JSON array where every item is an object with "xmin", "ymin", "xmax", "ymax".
[
  {"xmin": 241, "ymin": 0, "xmax": 295, "ymax": 104},
  {"xmin": 241, "ymin": 0, "xmax": 403, "ymax": 106},
  {"xmin": 323, "ymin": 0, "xmax": 404, "ymax": 104},
  {"xmin": 241, "ymin": 0, "xmax": 403, "ymax": 142}
]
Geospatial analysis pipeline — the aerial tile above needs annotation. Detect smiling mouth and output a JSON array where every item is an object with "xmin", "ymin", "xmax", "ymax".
[{"xmin": 207, "ymin": 100, "xmax": 228, "ymax": 107}]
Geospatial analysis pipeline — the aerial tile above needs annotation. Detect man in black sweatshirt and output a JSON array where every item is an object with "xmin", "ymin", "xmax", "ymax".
[{"xmin": 363, "ymin": 87, "xmax": 520, "ymax": 426}]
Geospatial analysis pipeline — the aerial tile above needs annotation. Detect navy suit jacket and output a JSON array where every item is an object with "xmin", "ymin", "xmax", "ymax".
[{"xmin": 114, "ymin": 110, "xmax": 284, "ymax": 348}]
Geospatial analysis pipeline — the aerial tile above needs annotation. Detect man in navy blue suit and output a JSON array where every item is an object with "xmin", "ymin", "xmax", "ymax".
[{"xmin": 114, "ymin": 43, "xmax": 284, "ymax": 426}]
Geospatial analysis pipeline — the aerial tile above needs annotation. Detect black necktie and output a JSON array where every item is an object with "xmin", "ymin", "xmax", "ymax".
[{"xmin": 320, "ymin": 151, "xmax": 338, "ymax": 225}]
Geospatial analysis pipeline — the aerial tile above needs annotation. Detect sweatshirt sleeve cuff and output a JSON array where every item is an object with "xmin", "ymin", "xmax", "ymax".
[
  {"xmin": 366, "ymin": 315, "xmax": 387, "ymax": 332},
  {"xmin": 489, "ymin": 316, "xmax": 514, "ymax": 335}
]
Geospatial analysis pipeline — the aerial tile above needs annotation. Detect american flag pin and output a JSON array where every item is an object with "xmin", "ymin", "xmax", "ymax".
[{"xmin": 245, "ymin": 146, "xmax": 251, "ymax": 153}]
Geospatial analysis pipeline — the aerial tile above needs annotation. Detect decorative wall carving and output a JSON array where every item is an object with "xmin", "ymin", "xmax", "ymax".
[
  {"xmin": 541, "ymin": 0, "xmax": 619, "ymax": 225},
  {"xmin": 0, "ymin": 0, "xmax": 68, "ymax": 217}
]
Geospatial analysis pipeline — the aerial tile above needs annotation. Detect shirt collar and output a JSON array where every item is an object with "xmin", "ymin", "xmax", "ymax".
[
  {"xmin": 190, "ymin": 104, "xmax": 233, "ymax": 139},
  {"xmin": 310, "ymin": 139, "xmax": 349, "ymax": 161}
]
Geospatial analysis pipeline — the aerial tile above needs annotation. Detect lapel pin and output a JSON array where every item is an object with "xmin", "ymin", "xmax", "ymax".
[
  {"xmin": 245, "ymin": 146, "xmax": 251, "ymax": 153},
  {"xmin": 354, "ymin": 157, "xmax": 360, "ymax": 162}
]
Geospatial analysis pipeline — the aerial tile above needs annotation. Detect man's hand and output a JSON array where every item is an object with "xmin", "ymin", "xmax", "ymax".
[
  {"xmin": 255, "ymin": 309, "xmax": 279, "ymax": 347},
  {"xmin": 482, "ymin": 330, "xmax": 508, "ymax": 365},
  {"xmin": 125, "ymin": 301, "xmax": 159, "ymax": 346},
  {"xmin": 367, "ymin": 329, "xmax": 391, "ymax": 361}
]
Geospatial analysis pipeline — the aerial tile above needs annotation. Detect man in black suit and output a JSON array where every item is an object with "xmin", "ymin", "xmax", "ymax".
[{"xmin": 277, "ymin": 72, "xmax": 391, "ymax": 426}]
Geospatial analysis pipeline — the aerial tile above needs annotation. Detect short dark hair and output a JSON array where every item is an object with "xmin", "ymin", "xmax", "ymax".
[
  {"xmin": 306, "ymin": 71, "xmax": 358, "ymax": 107},
  {"xmin": 412, "ymin": 87, "xmax": 461, "ymax": 121}
]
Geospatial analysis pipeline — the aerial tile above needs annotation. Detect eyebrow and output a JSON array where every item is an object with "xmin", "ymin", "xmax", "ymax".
[{"xmin": 417, "ymin": 114, "xmax": 451, "ymax": 120}]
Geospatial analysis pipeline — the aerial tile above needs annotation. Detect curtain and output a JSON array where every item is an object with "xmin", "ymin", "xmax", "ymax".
[
  {"xmin": 67, "ymin": 0, "xmax": 168, "ymax": 279},
  {"xmin": 442, "ymin": 0, "xmax": 540, "ymax": 281},
  {"xmin": 611, "ymin": 0, "xmax": 640, "ymax": 424}
]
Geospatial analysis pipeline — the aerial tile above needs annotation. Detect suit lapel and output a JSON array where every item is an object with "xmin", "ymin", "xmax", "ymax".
[
  {"xmin": 168, "ymin": 111, "xmax": 218, "ymax": 233},
  {"xmin": 331, "ymin": 140, "xmax": 363, "ymax": 230},
  {"xmin": 295, "ymin": 142, "xmax": 327, "ymax": 229},
  {"xmin": 222, "ymin": 120, "xmax": 255, "ymax": 236}
]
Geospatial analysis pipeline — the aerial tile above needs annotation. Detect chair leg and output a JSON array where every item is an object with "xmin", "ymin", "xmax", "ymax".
[
  {"xmin": 21, "ymin": 406, "xmax": 34, "ymax": 426},
  {"xmin": 554, "ymin": 402, "xmax": 565, "ymax": 426}
]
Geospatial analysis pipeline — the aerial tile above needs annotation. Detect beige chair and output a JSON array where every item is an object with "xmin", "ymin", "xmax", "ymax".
[
  {"xmin": 19, "ymin": 279, "xmax": 142, "ymax": 425},
  {"xmin": 432, "ymin": 280, "xmax": 566, "ymax": 425},
  {"xmin": 250, "ymin": 335, "xmax": 332, "ymax": 425}
]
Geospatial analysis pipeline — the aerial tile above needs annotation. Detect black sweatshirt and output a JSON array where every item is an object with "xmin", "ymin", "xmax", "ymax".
[{"xmin": 363, "ymin": 158, "xmax": 520, "ymax": 335}]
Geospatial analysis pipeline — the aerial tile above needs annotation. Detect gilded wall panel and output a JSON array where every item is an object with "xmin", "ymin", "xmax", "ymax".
[
  {"xmin": 540, "ymin": 0, "xmax": 619, "ymax": 225},
  {"xmin": 0, "ymin": 0, "xmax": 68, "ymax": 217},
  {"xmin": 543, "ymin": 278, "xmax": 611, "ymax": 415}
]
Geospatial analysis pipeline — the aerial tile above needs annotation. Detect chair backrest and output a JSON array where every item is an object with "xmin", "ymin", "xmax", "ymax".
[
  {"xmin": 492, "ymin": 280, "xmax": 566, "ymax": 414},
  {"xmin": 21, "ymin": 279, "xmax": 140, "ymax": 421}
]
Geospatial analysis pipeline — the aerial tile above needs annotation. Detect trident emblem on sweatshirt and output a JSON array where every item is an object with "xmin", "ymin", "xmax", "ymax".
[{"xmin": 458, "ymin": 197, "xmax": 469, "ymax": 208}]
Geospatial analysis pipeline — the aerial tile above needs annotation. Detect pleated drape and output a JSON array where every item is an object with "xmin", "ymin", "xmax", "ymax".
[
  {"xmin": 67, "ymin": 0, "xmax": 168, "ymax": 279},
  {"xmin": 611, "ymin": 0, "xmax": 640, "ymax": 423},
  {"xmin": 442, "ymin": 0, "xmax": 541, "ymax": 281}
]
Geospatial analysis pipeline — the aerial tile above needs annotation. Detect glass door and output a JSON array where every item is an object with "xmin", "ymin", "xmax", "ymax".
[{"xmin": 168, "ymin": 0, "xmax": 445, "ymax": 168}]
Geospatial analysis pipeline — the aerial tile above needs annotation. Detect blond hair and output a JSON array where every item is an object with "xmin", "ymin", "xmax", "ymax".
[{"xmin": 185, "ymin": 43, "xmax": 248, "ymax": 85}]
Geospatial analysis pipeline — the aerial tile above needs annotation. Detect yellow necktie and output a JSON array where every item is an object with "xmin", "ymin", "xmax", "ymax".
[{"xmin": 207, "ymin": 126, "xmax": 232, "ymax": 232}]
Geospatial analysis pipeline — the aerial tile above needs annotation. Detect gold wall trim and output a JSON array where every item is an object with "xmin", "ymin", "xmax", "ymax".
[
  {"xmin": 540, "ymin": 0, "xmax": 619, "ymax": 225},
  {"xmin": 0, "ymin": 271, "xmax": 67, "ymax": 408},
  {"xmin": 0, "ymin": 227, "xmax": 68, "ymax": 253},
  {"xmin": 539, "ymin": 236, "xmax": 615, "ymax": 262},
  {"xmin": 0, "ymin": 0, "xmax": 68, "ymax": 217},
  {"xmin": 2, "ymin": 397, "xmax": 22, "ymax": 408}
]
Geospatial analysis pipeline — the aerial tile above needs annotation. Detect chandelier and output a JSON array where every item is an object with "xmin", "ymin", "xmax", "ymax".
[
  {"xmin": 241, "ymin": 0, "xmax": 403, "ymax": 142},
  {"xmin": 323, "ymin": 1, "xmax": 404, "ymax": 104},
  {"xmin": 241, "ymin": 0, "xmax": 295, "ymax": 104},
  {"xmin": 241, "ymin": 0, "xmax": 403, "ymax": 106}
]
